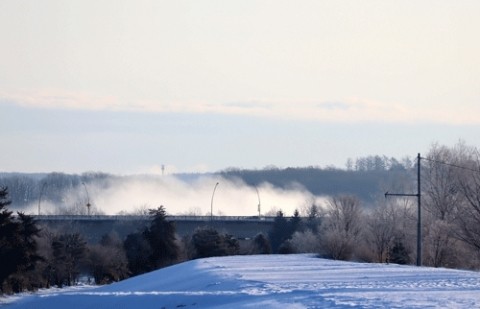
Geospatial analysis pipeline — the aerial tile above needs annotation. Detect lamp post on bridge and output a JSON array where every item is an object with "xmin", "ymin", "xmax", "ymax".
[
  {"xmin": 38, "ymin": 182, "xmax": 47, "ymax": 216},
  {"xmin": 210, "ymin": 182, "xmax": 219, "ymax": 223},
  {"xmin": 82, "ymin": 182, "xmax": 91, "ymax": 216},
  {"xmin": 255, "ymin": 186, "xmax": 261, "ymax": 217}
]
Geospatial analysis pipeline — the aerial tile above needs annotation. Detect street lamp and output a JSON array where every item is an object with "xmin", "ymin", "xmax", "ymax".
[
  {"xmin": 38, "ymin": 182, "xmax": 47, "ymax": 216},
  {"xmin": 255, "ymin": 186, "xmax": 261, "ymax": 217},
  {"xmin": 210, "ymin": 182, "xmax": 219, "ymax": 222},
  {"xmin": 82, "ymin": 182, "xmax": 91, "ymax": 216}
]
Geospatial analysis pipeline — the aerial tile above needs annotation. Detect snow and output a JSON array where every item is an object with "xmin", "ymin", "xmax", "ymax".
[{"xmin": 3, "ymin": 254, "xmax": 480, "ymax": 308}]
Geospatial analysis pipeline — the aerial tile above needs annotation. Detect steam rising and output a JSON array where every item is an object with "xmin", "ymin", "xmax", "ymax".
[{"xmin": 29, "ymin": 175, "xmax": 327, "ymax": 216}]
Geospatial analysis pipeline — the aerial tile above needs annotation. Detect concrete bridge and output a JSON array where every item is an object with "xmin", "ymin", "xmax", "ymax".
[{"xmin": 33, "ymin": 215, "xmax": 275, "ymax": 243}]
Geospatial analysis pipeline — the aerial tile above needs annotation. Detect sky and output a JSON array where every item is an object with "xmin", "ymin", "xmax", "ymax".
[{"xmin": 1, "ymin": 1, "xmax": 479, "ymax": 174}]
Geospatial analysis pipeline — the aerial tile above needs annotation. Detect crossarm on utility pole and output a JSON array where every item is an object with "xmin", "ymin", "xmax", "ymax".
[{"xmin": 384, "ymin": 192, "xmax": 419, "ymax": 198}]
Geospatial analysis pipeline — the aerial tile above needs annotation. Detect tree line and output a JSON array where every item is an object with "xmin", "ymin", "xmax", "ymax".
[
  {"xmin": 0, "ymin": 172, "xmax": 114, "ymax": 213},
  {"xmin": 220, "ymin": 164, "xmax": 412, "ymax": 203},
  {"xmin": 1, "ymin": 156, "xmax": 414, "ymax": 212}
]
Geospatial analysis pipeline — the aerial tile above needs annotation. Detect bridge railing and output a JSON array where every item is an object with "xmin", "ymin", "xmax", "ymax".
[{"xmin": 32, "ymin": 215, "xmax": 275, "ymax": 222}]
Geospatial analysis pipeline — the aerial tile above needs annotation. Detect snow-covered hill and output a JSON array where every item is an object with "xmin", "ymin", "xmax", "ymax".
[{"xmin": 3, "ymin": 254, "xmax": 480, "ymax": 308}]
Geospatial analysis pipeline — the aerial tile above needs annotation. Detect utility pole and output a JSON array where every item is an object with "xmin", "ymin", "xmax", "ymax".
[
  {"xmin": 385, "ymin": 153, "xmax": 422, "ymax": 266},
  {"xmin": 416, "ymin": 153, "xmax": 421, "ymax": 267}
]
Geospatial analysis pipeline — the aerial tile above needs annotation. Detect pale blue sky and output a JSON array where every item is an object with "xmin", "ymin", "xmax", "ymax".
[{"xmin": 1, "ymin": 1, "xmax": 479, "ymax": 174}]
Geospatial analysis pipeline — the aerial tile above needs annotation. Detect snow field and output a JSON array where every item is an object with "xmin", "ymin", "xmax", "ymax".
[{"xmin": 3, "ymin": 254, "xmax": 480, "ymax": 308}]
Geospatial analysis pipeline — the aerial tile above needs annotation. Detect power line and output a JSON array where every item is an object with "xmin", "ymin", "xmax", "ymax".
[{"xmin": 421, "ymin": 156, "xmax": 480, "ymax": 174}]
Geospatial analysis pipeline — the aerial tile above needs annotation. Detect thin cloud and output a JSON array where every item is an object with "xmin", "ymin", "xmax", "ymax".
[
  {"xmin": 0, "ymin": 88, "xmax": 120, "ymax": 111},
  {"xmin": 317, "ymin": 102, "xmax": 351, "ymax": 111},
  {"xmin": 1, "ymin": 88, "xmax": 478, "ymax": 125}
]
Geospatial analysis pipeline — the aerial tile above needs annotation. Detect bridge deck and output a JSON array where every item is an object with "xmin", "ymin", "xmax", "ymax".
[{"xmin": 33, "ymin": 215, "xmax": 275, "ymax": 243}]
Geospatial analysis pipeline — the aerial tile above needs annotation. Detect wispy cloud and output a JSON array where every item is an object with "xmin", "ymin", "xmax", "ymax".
[
  {"xmin": 1, "ymin": 88, "xmax": 478, "ymax": 125},
  {"xmin": 317, "ymin": 102, "xmax": 351, "ymax": 111},
  {"xmin": 1, "ymin": 88, "xmax": 120, "ymax": 111}
]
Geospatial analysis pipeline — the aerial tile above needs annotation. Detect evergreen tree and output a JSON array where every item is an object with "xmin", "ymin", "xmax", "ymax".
[
  {"xmin": 289, "ymin": 209, "xmax": 302, "ymax": 234},
  {"xmin": 123, "ymin": 232, "xmax": 151, "ymax": 276},
  {"xmin": 305, "ymin": 204, "xmax": 321, "ymax": 233},
  {"xmin": 191, "ymin": 227, "xmax": 239, "ymax": 258},
  {"xmin": 7, "ymin": 213, "xmax": 43, "ymax": 292},
  {"xmin": 143, "ymin": 206, "xmax": 179, "ymax": 269},
  {"xmin": 192, "ymin": 227, "xmax": 225, "ymax": 258},
  {"xmin": 269, "ymin": 210, "xmax": 290, "ymax": 253},
  {"xmin": 252, "ymin": 233, "xmax": 271, "ymax": 254},
  {"xmin": 0, "ymin": 187, "xmax": 42, "ymax": 293},
  {"xmin": 16, "ymin": 212, "xmax": 42, "ymax": 270},
  {"xmin": 388, "ymin": 239, "xmax": 411, "ymax": 265},
  {"xmin": 0, "ymin": 186, "xmax": 17, "ymax": 291},
  {"xmin": 124, "ymin": 206, "xmax": 179, "ymax": 275}
]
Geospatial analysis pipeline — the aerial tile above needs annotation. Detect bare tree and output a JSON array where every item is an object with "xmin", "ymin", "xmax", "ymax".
[
  {"xmin": 364, "ymin": 203, "xmax": 397, "ymax": 263},
  {"xmin": 420, "ymin": 143, "xmax": 467, "ymax": 267},
  {"xmin": 423, "ymin": 143, "xmax": 464, "ymax": 221},
  {"xmin": 421, "ymin": 141, "xmax": 480, "ymax": 268},
  {"xmin": 320, "ymin": 195, "xmax": 363, "ymax": 260},
  {"xmin": 423, "ymin": 216, "xmax": 459, "ymax": 267},
  {"xmin": 455, "ymin": 148, "xmax": 480, "ymax": 253}
]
